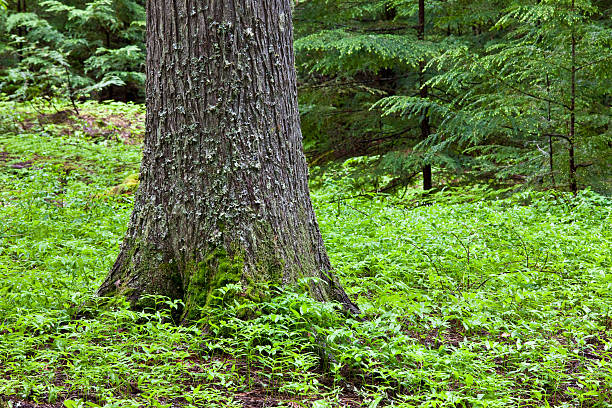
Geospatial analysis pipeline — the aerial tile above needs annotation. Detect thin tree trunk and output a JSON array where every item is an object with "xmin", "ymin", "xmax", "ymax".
[
  {"xmin": 545, "ymin": 74, "xmax": 555, "ymax": 187},
  {"xmin": 418, "ymin": 0, "xmax": 432, "ymax": 190},
  {"xmin": 97, "ymin": 0, "xmax": 359, "ymax": 318},
  {"xmin": 548, "ymin": 135, "xmax": 555, "ymax": 186},
  {"xmin": 17, "ymin": 0, "xmax": 26, "ymax": 38},
  {"xmin": 64, "ymin": 66, "xmax": 79, "ymax": 115},
  {"xmin": 568, "ymin": 2, "xmax": 578, "ymax": 195}
]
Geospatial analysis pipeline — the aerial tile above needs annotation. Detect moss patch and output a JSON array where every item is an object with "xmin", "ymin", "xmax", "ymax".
[
  {"xmin": 182, "ymin": 247, "xmax": 244, "ymax": 320},
  {"xmin": 107, "ymin": 173, "xmax": 139, "ymax": 195}
]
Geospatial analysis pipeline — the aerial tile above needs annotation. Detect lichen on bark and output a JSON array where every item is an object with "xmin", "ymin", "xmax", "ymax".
[
  {"xmin": 98, "ymin": 238, "xmax": 183, "ymax": 308},
  {"xmin": 96, "ymin": 0, "xmax": 360, "ymax": 317}
]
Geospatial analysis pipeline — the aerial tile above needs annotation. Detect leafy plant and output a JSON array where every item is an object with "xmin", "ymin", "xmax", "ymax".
[{"xmin": 0, "ymin": 99, "xmax": 610, "ymax": 407}]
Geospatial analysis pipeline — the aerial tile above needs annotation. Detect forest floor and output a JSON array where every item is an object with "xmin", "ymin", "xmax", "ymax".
[{"xmin": 0, "ymin": 100, "xmax": 611, "ymax": 408}]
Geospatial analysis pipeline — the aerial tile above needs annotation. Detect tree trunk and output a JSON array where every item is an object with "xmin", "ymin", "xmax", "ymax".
[
  {"xmin": 545, "ymin": 74, "xmax": 556, "ymax": 187},
  {"xmin": 568, "ymin": 11, "xmax": 578, "ymax": 195},
  {"xmin": 17, "ymin": 0, "xmax": 26, "ymax": 38},
  {"xmin": 418, "ymin": 0, "xmax": 432, "ymax": 190},
  {"xmin": 97, "ymin": 0, "xmax": 359, "ymax": 317}
]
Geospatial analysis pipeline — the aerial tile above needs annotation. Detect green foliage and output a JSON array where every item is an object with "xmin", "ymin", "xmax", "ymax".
[
  {"xmin": 404, "ymin": 0, "xmax": 612, "ymax": 192},
  {"xmin": 0, "ymin": 0, "xmax": 609, "ymax": 193},
  {"xmin": 295, "ymin": 0, "xmax": 611, "ymax": 193},
  {"xmin": 0, "ymin": 0, "xmax": 145, "ymax": 102},
  {"xmin": 1, "ymin": 100, "xmax": 611, "ymax": 406}
]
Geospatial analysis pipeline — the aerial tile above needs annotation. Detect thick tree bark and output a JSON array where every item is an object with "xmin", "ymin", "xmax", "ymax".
[{"xmin": 98, "ymin": 0, "xmax": 359, "ymax": 317}]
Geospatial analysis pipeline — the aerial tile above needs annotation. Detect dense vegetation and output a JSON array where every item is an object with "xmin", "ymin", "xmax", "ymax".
[
  {"xmin": 1, "ymin": 100, "xmax": 611, "ymax": 407},
  {"xmin": 1, "ymin": 0, "xmax": 610, "ymax": 194},
  {"xmin": 1, "ymin": 0, "xmax": 611, "ymax": 406},
  {"xmin": 296, "ymin": 0, "xmax": 612, "ymax": 194}
]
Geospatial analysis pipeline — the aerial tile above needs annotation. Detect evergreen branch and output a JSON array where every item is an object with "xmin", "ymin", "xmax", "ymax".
[
  {"xmin": 544, "ymin": 133, "xmax": 571, "ymax": 142},
  {"xmin": 300, "ymin": 74, "xmax": 412, "ymax": 89},
  {"xmin": 346, "ymin": 25, "xmax": 418, "ymax": 33},
  {"xmin": 479, "ymin": 63, "xmax": 571, "ymax": 110},
  {"xmin": 360, "ymin": 126, "xmax": 420, "ymax": 143},
  {"xmin": 576, "ymin": 53, "xmax": 612, "ymax": 71},
  {"xmin": 498, "ymin": 124, "xmax": 571, "ymax": 144},
  {"xmin": 304, "ymin": 108, "xmax": 370, "ymax": 117}
]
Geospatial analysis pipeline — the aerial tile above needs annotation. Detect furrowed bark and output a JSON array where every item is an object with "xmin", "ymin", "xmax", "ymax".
[{"xmin": 98, "ymin": 0, "xmax": 359, "ymax": 317}]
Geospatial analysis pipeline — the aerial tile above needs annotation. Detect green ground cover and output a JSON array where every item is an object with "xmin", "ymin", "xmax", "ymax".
[{"xmin": 0, "ymin": 100, "xmax": 611, "ymax": 407}]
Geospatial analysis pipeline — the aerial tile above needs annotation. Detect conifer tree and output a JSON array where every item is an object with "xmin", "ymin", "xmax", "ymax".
[
  {"xmin": 1, "ymin": 0, "xmax": 145, "ymax": 101},
  {"xmin": 295, "ymin": 0, "xmax": 508, "ymax": 191},
  {"xmin": 412, "ymin": 0, "xmax": 612, "ymax": 192},
  {"xmin": 97, "ymin": 0, "xmax": 359, "ymax": 318}
]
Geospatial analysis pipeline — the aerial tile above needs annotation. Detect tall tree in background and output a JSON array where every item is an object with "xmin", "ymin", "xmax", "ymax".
[
  {"xmin": 294, "ymin": 0, "xmax": 506, "ymax": 191},
  {"xmin": 421, "ymin": 0, "xmax": 612, "ymax": 193},
  {"xmin": 417, "ymin": 0, "xmax": 432, "ymax": 190},
  {"xmin": 97, "ymin": 0, "xmax": 359, "ymax": 317}
]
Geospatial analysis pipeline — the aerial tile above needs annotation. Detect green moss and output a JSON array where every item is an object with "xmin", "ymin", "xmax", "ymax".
[
  {"xmin": 182, "ymin": 247, "xmax": 244, "ymax": 320},
  {"xmin": 107, "ymin": 173, "xmax": 140, "ymax": 195},
  {"xmin": 106, "ymin": 222, "xmax": 296, "ymax": 321},
  {"xmin": 244, "ymin": 284, "xmax": 261, "ymax": 302},
  {"xmin": 181, "ymin": 222, "xmax": 292, "ymax": 320}
]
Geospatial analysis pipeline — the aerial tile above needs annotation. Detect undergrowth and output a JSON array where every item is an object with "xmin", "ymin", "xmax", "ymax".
[{"xmin": 0, "ymin": 99, "xmax": 611, "ymax": 407}]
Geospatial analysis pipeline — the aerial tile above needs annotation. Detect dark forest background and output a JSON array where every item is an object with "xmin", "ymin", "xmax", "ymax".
[{"xmin": 1, "ymin": 0, "xmax": 611, "ymax": 194}]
